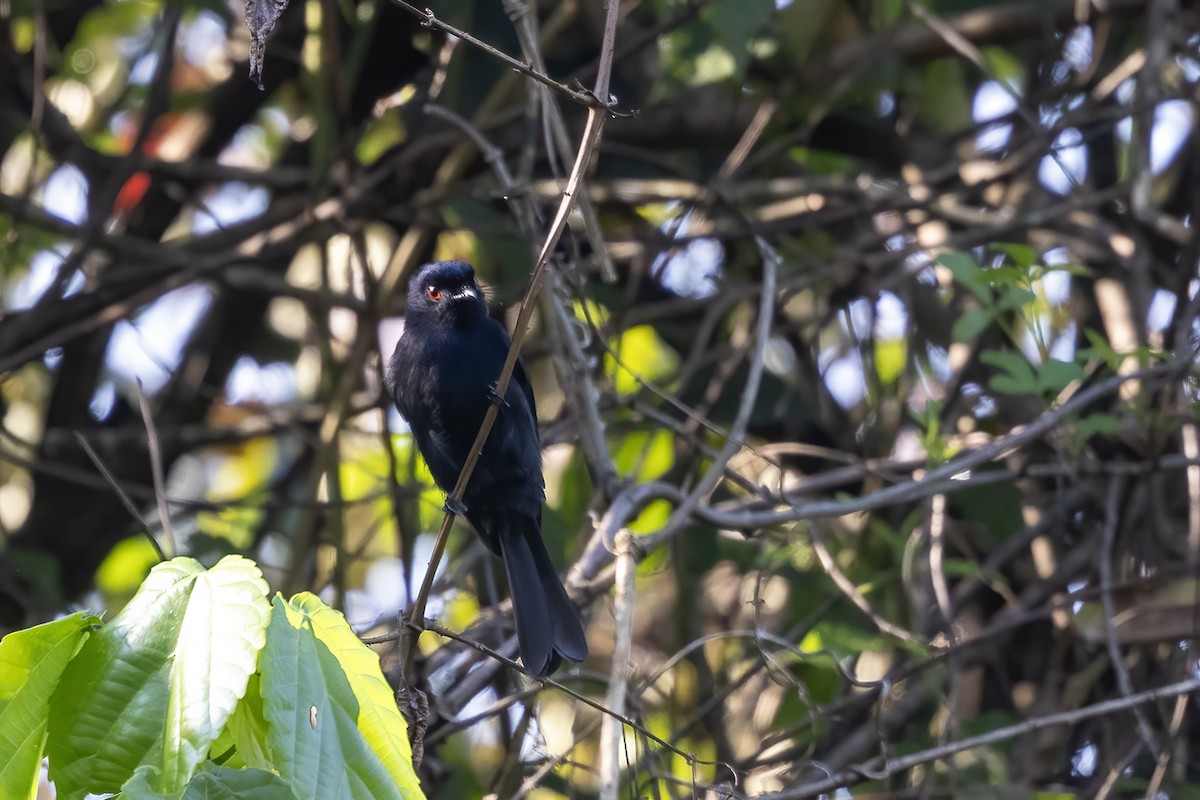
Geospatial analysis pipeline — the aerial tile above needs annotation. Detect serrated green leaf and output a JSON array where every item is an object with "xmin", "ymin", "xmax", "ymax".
[
  {"xmin": 991, "ymin": 242, "xmax": 1037, "ymax": 269},
  {"xmin": 1037, "ymin": 359, "xmax": 1086, "ymax": 393},
  {"xmin": 994, "ymin": 286, "xmax": 1037, "ymax": 311},
  {"xmin": 260, "ymin": 595, "xmax": 424, "ymax": 800},
  {"xmin": 1074, "ymin": 413, "xmax": 1125, "ymax": 441},
  {"xmin": 980, "ymin": 350, "xmax": 1038, "ymax": 395},
  {"xmin": 47, "ymin": 556, "xmax": 271, "ymax": 800},
  {"xmin": 0, "ymin": 613, "xmax": 96, "ymax": 800},
  {"xmin": 938, "ymin": 251, "xmax": 990, "ymax": 302},
  {"xmin": 951, "ymin": 308, "xmax": 994, "ymax": 341},
  {"xmin": 979, "ymin": 349, "xmax": 1035, "ymax": 379},
  {"xmin": 989, "ymin": 375, "xmax": 1034, "ymax": 395},
  {"xmin": 1082, "ymin": 329, "xmax": 1123, "ymax": 371}
]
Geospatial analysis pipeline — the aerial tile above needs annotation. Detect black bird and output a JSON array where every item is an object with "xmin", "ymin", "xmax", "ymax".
[{"xmin": 385, "ymin": 260, "xmax": 588, "ymax": 677}]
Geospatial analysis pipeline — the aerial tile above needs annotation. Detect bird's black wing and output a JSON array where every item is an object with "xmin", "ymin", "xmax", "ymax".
[{"xmin": 509, "ymin": 350, "xmax": 538, "ymax": 444}]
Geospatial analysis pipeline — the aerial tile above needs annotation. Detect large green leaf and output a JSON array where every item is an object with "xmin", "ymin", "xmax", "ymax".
[
  {"xmin": 0, "ymin": 613, "xmax": 96, "ymax": 800},
  {"xmin": 260, "ymin": 594, "xmax": 424, "ymax": 800},
  {"xmin": 291, "ymin": 594, "xmax": 420, "ymax": 794},
  {"xmin": 46, "ymin": 555, "xmax": 271, "ymax": 800}
]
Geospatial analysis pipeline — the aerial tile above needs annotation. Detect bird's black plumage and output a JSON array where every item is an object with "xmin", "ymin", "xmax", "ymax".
[{"xmin": 385, "ymin": 261, "xmax": 588, "ymax": 677}]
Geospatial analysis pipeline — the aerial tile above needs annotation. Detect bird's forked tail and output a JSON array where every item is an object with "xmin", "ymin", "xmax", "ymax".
[{"xmin": 498, "ymin": 516, "xmax": 588, "ymax": 677}]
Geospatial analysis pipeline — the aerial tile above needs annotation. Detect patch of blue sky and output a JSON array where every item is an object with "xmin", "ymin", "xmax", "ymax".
[
  {"xmin": 1039, "ymin": 128, "xmax": 1088, "ymax": 194},
  {"xmin": 654, "ymin": 234, "xmax": 723, "ymax": 299},
  {"xmin": 181, "ymin": 10, "xmax": 228, "ymax": 66},
  {"xmin": 1049, "ymin": 321, "xmax": 1077, "ymax": 362},
  {"xmin": 104, "ymin": 283, "xmax": 214, "ymax": 394},
  {"xmin": 193, "ymin": 182, "xmax": 269, "ymax": 235},
  {"xmin": 225, "ymin": 356, "xmax": 297, "ymax": 405},
  {"xmin": 1115, "ymin": 99, "xmax": 1192, "ymax": 175},
  {"xmin": 1062, "ymin": 26, "xmax": 1093, "ymax": 74},
  {"xmin": 823, "ymin": 352, "xmax": 866, "ymax": 409},
  {"xmin": 128, "ymin": 51, "xmax": 159, "ymax": 85},
  {"xmin": 39, "ymin": 164, "xmax": 87, "ymax": 224},
  {"xmin": 10, "ymin": 247, "xmax": 82, "ymax": 310},
  {"xmin": 973, "ymin": 80, "xmax": 1017, "ymax": 153},
  {"xmin": 1147, "ymin": 289, "xmax": 1176, "ymax": 332},
  {"xmin": 875, "ymin": 291, "xmax": 907, "ymax": 340},
  {"xmin": 1040, "ymin": 247, "xmax": 1073, "ymax": 307}
]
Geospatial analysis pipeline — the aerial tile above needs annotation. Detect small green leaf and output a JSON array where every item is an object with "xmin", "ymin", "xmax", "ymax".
[
  {"xmin": 952, "ymin": 308, "xmax": 994, "ymax": 341},
  {"xmin": 938, "ymin": 251, "xmax": 990, "ymax": 302},
  {"xmin": 0, "ymin": 613, "xmax": 96, "ymax": 800},
  {"xmin": 1074, "ymin": 413, "xmax": 1125, "ymax": 442},
  {"xmin": 990, "ymin": 242, "xmax": 1038, "ymax": 270},
  {"xmin": 1081, "ymin": 329, "xmax": 1124, "ymax": 371},
  {"xmin": 1036, "ymin": 359, "xmax": 1086, "ymax": 393},
  {"xmin": 980, "ymin": 350, "xmax": 1038, "ymax": 395},
  {"xmin": 994, "ymin": 286, "xmax": 1037, "ymax": 311}
]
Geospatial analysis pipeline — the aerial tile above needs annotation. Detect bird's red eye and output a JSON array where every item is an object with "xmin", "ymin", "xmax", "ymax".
[{"xmin": 427, "ymin": 287, "xmax": 442, "ymax": 302}]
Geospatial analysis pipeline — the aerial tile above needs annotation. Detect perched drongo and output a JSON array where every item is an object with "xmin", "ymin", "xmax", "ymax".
[{"xmin": 386, "ymin": 260, "xmax": 588, "ymax": 677}]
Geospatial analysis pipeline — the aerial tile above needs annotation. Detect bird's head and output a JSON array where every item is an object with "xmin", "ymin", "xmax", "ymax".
[{"xmin": 407, "ymin": 260, "xmax": 487, "ymax": 326}]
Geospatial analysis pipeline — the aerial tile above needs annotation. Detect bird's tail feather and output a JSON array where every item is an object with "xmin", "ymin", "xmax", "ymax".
[{"xmin": 498, "ymin": 516, "xmax": 588, "ymax": 677}]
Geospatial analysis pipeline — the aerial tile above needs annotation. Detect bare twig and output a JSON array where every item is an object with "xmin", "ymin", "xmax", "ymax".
[
  {"xmin": 388, "ymin": 0, "xmax": 623, "ymax": 114},
  {"xmin": 600, "ymin": 529, "xmax": 637, "ymax": 800},
  {"xmin": 72, "ymin": 433, "xmax": 167, "ymax": 562},
  {"xmin": 760, "ymin": 678, "xmax": 1200, "ymax": 799},
  {"xmin": 136, "ymin": 379, "xmax": 175, "ymax": 558}
]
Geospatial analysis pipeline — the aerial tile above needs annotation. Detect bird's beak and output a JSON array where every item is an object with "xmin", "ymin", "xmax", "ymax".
[{"xmin": 449, "ymin": 286, "xmax": 481, "ymax": 303}]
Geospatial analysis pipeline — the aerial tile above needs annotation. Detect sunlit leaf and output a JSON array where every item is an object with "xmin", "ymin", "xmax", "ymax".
[
  {"xmin": 94, "ymin": 535, "xmax": 159, "ymax": 610},
  {"xmin": 0, "ymin": 613, "xmax": 96, "ymax": 800},
  {"xmin": 874, "ymin": 338, "xmax": 906, "ymax": 385},
  {"xmin": 260, "ymin": 594, "xmax": 424, "ymax": 800},
  {"xmin": 606, "ymin": 325, "xmax": 680, "ymax": 396},
  {"xmin": 227, "ymin": 673, "xmax": 272, "ymax": 772},
  {"xmin": 612, "ymin": 429, "xmax": 676, "ymax": 481},
  {"xmin": 47, "ymin": 556, "xmax": 271, "ymax": 798},
  {"xmin": 357, "ymin": 112, "xmax": 406, "ymax": 166}
]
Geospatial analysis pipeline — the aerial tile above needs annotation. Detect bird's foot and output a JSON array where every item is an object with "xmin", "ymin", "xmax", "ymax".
[
  {"xmin": 443, "ymin": 497, "xmax": 469, "ymax": 516},
  {"xmin": 487, "ymin": 382, "xmax": 510, "ymax": 409}
]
